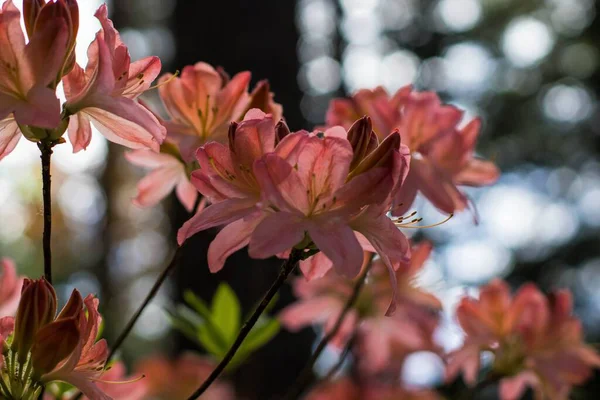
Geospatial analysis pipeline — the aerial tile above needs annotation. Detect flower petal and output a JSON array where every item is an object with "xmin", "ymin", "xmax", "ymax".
[
  {"xmin": 207, "ymin": 214, "xmax": 263, "ymax": 273},
  {"xmin": 247, "ymin": 212, "xmax": 306, "ymax": 259}
]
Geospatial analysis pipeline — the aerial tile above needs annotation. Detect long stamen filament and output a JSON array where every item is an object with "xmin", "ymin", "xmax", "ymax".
[{"xmin": 394, "ymin": 213, "xmax": 454, "ymax": 229}]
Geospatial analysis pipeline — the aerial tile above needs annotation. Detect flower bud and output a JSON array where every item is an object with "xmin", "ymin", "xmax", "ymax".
[
  {"xmin": 275, "ymin": 119, "xmax": 290, "ymax": 144},
  {"xmin": 23, "ymin": 0, "xmax": 45, "ymax": 38},
  {"xmin": 13, "ymin": 278, "xmax": 57, "ymax": 362},
  {"xmin": 347, "ymin": 116, "xmax": 378, "ymax": 171},
  {"xmin": 31, "ymin": 317, "xmax": 80, "ymax": 378},
  {"xmin": 32, "ymin": 0, "xmax": 79, "ymax": 80},
  {"xmin": 347, "ymin": 130, "xmax": 400, "ymax": 181}
]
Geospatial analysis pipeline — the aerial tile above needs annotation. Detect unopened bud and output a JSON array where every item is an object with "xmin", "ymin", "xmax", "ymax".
[
  {"xmin": 13, "ymin": 278, "xmax": 57, "ymax": 362},
  {"xmin": 347, "ymin": 116, "xmax": 378, "ymax": 171},
  {"xmin": 23, "ymin": 0, "xmax": 45, "ymax": 39},
  {"xmin": 348, "ymin": 131, "xmax": 401, "ymax": 181},
  {"xmin": 275, "ymin": 119, "xmax": 290, "ymax": 144},
  {"xmin": 227, "ymin": 121, "xmax": 239, "ymax": 152}
]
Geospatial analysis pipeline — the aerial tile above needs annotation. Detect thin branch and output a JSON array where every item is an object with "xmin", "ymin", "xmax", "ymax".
[
  {"xmin": 186, "ymin": 248, "xmax": 304, "ymax": 399},
  {"xmin": 38, "ymin": 141, "xmax": 54, "ymax": 283},
  {"xmin": 283, "ymin": 263, "xmax": 372, "ymax": 400},
  {"xmin": 321, "ymin": 332, "xmax": 355, "ymax": 383},
  {"xmin": 107, "ymin": 245, "xmax": 185, "ymax": 363}
]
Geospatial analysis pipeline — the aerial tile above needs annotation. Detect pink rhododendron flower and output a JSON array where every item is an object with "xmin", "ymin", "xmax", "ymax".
[
  {"xmin": 37, "ymin": 293, "xmax": 111, "ymax": 400},
  {"xmin": 126, "ymin": 66, "xmax": 282, "ymax": 212},
  {"xmin": 125, "ymin": 145, "xmax": 198, "ymax": 212},
  {"xmin": 63, "ymin": 5, "xmax": 165, "ymax": 153},
  {"xmin": 250, "ymin": 127, "xmax": 408, "ymax": 279},
  {"xmin": 136, "ymin": 353, "xmax": 235, "ymax": 400},
  {"xmin": 305, "ymin": 377, "xmax": 441, "ymax": 400},
  {"xmin": 281, "ymin": 242, "xmax": 441, "ymax": 371},
  {"xmin": 177, "ymin": 109, "xmax": 305, "ymax": 272},
  {"xmin": 158, "ymin": 62, "xmax": 268, "ymax": 161},
  {"xmin": 0, "ymin": 258, "xmax": 23, "ymax": 316},
  {"xmin": 446, "ymin": 279, "xmax": 600, "ymax": 400},
  {"xmin": 326, "ymin": 86, "xmax": 499, "ymax": 215},
  {"xmin": 0, "ymin": 0, "xmax": 72, "ymax": 160},
  {"xmin": 1, "ymin": 279, "xmax": 116, "ymax": 399}
]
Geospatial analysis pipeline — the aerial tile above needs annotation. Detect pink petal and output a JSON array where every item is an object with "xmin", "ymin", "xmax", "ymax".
[
  {"xmin": 123, "ymin": 56, "xmax": 162, "ymax": 99},
  {"xmin": 412, "ymin": 158, "xmax": 468, "ymax": 214},
  {"xmin": 13, "ymin": 85, "xmax": 61, "ymax": 129},
  {"xmin": 131, "ymin": 165, "xmax": 181, "ymax": 208},
  {"xmin": 307, "ymin": 221, "xmax": 364, "ymax": 278},
  {"xmin": 499, "ymin": 372, "xmax": 540, "ymax": 400},
  {"xmin": 253, "ymin": 154, "xmax": 310, "ymax": 214},
  {"xmin": 176, "ymin": 179, "xmax": 198, "ymax": 213},
  {"xmin": 177, "ymin": 197, "xmax": 257, "ymax": 245},
  {"xmin": 247, "ymin": 212, "xmax": 306, "ymax": 259},
  {"xmin": 279, "ymin": 297, "xmax": 344, "ymax": 331},
  {"xmin": 0, "ymin": 117, "xmax": 20, "ymax": 161},
  {"xmin": 299, "ymin": 253, "xmax": 334, "ymax": 281},
  {"xmin": 207, "ymin": 214, "xmax": 263, "ymax": 273},
  {"xmin": 86, "ymin": 102, "xmax": 165, "ymax": 151},
  {"xmin": 67, "ymin": 112, "xmax": 93, "ymax": 153},
  {"xmin": 454, "ymin": 159, "xmax": 500, "ymax": 186}
]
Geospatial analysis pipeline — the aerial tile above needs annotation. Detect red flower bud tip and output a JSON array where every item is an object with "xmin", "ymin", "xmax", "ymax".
[{"xmin": 12, "ymin": 278, "xmax": 57, "ymax": 363}]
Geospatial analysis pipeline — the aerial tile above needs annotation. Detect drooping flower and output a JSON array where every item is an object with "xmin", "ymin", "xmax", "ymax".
[
  {"xmin": 63, "ymin": 4, "xmax": 165, "ymax": 153},
  {"xmin": 0, "ymin": 0, "xmax": 71, "ymax": 160},
  {"xmin": 280, "ymin": 242, "xmax": 441, "ymax": 371},
  {"xmin": 125, "ymin": 143, "xmax": 198, "ymax": 212},
  {"xmin": 135, "ymin": 353, "xmax": 235, "ymax": 400},
  {"xmin": 0, "ymin": 258, "xmax": 23, "ymax": 316},
  {"xmin": 446, "ymin": 279, "xmax": 600, "ymax": 400},
  {"xmin": 326, "ymin": 86, "xmax": 499, "ymax": 215}
]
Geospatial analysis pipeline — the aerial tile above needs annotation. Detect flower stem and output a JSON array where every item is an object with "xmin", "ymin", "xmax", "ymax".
[
  {"xmin": 107, "ymin": 245, "xmax": 185, "ymax": 363},
  {"xmin": 283, "ymin": 262, "xmax": 372, "ymax": 400},
  {"xmin": 186, "ymin": 248, "xmax": 304, "ymax": 400},
  {"xmin": 38, "ymin": 141, "xmax": 54, "ymax": 284}
]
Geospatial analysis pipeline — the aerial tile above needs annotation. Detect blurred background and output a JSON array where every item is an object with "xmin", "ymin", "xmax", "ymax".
[{"xmin": 1, "ymin": 0, "xmax": 600, "ymax": 398}]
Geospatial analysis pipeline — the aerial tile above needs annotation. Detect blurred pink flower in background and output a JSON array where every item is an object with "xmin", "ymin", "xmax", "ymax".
[
  {"xmin": 281, "ymin": 242, "xmax": 441, "ymax": 372},
  {"xmin": 0, "ymin": 258, "xmax": 23, "ymax": 316},
  {"xmin": 63, "ymin": 5, "xmax": 165, "ymax": 152},
  {"xmin": 305, "ymin": 377, "xmax": 441, "ymax": 400},
  {"xmin": 125, "ymin": 147, "xmax": 198, "ymax": 212},
  {"xmin": 136, "ymin": 353, "xmax": 235, "ymax": 400},
  {"xmin": 447, "ymin": 279, "xmax": 600, "ymax": 400},
  {"xmin": 326, "ymin": 86, "xmax": 499, "ymax": 216}
]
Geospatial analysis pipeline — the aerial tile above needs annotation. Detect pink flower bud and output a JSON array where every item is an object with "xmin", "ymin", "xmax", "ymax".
[{"xmin": 12, "ymin": 278, "xmax": 57, "ymax": 362}]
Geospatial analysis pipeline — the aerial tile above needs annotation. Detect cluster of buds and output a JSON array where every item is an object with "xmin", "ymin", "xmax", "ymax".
[{"xmin": 0, "ymin": 278, "xmax": 107, "ymax": 399}]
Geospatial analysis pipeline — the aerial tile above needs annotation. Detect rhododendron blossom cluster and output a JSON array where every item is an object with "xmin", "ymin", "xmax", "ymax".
[{"xmin": 0, "ymin": 1, "xmax": 597, "ymax": 399}]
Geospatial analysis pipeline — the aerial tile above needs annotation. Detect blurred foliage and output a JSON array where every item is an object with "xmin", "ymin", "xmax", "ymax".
[{"xmin": 169, "ymin": 283, "xmax": 280, "ymax": 371}]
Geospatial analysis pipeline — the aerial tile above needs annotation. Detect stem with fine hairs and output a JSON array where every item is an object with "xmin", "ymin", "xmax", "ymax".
[
  {"xmin": 186, "ymin": 248, "xmax": 305, "ymax": 399},
  {"xmin": 283, "ymin": 262, "xmax": 372, "ymax": 400}
]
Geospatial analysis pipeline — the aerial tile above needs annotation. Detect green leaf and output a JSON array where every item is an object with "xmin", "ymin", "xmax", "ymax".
[
  {"xmin": 183, "ymin": 290, "xmax": 212, "ymax": 320},
  {"xmin": 224, "ymin": 318, "xmax": 281, "ymax": 372},
  {"xmin": 243, "ymin": 318, "xmax": 280, "ymax": 352},
  {"xmin": 197, "ymin": 324, "xmax": 226, "ymax": 357},
  {"xmin": 211, "ymin": 283, "xmax": 240, "ymax": 343}
]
